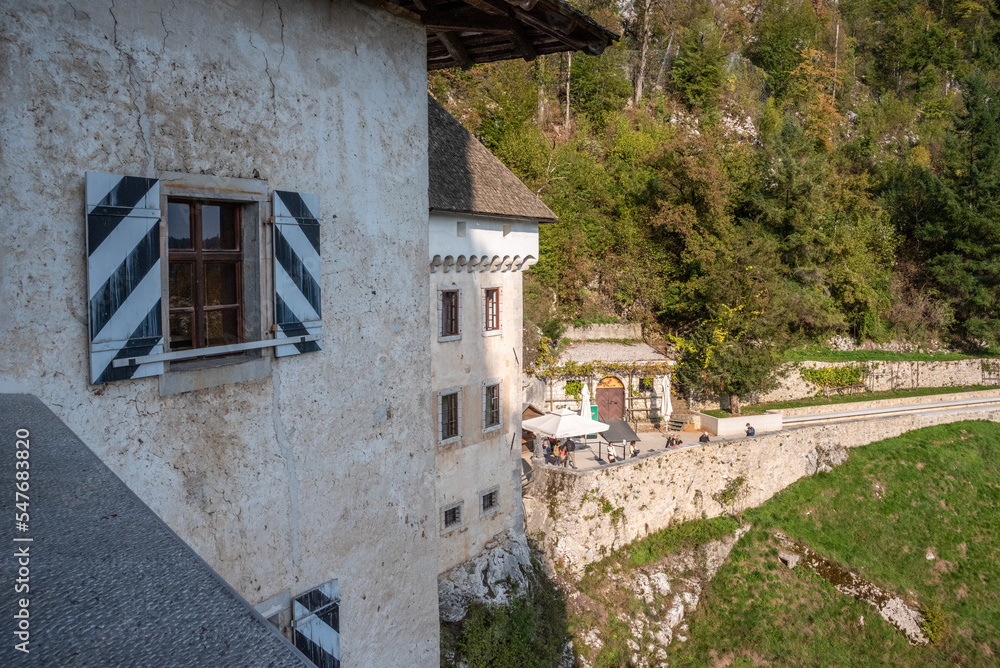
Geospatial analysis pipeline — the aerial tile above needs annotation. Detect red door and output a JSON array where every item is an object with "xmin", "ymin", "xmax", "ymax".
[{"xmin": 596, "ymin": 377, "xmax": 625, "ymax": 422}]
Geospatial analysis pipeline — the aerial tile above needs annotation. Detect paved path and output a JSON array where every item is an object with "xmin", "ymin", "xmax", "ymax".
[
  {"xmin": 527, "ymin": 430, "xmax": 744, "ymax": 475},
  {"xmin": 523, "ymin": 392, "xmax": 1000, "ymax": 480}
]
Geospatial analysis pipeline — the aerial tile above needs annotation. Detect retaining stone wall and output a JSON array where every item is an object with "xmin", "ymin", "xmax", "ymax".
[
  {"xmin": 564, "ymin": 323, "xmax": 642, "ymax": 340},
  {"xmin": 523, "ymin": 406, "xmax": 1000, "ymax": 576},
  {"xmin": 689, "ymin": 358, "xmax": 997, "ymax": 412}
]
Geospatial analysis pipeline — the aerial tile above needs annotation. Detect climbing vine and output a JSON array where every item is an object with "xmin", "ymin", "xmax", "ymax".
[
  {"xmin": 528, "ymin": 339, "xmax": 674, "ymax": 381},
  {"xmin": 800, "ymin": 364, "xmax": 870, "ymax": 396}
]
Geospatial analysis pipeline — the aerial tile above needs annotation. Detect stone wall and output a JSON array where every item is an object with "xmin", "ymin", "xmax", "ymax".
[
  {"xmin": 564, "ymin": 323, "xmax": 642, "ymax": 340},
  {"xmin": 0, "ymin": 2, "xmax": 438, "ymax": 663},
  {"xmin": 524, "ymin": 406, "xmax": 1000, "ymax": 575},
  {"xmin": 689, "ymin": 358, "xmax": 998, "ymax": 412}
]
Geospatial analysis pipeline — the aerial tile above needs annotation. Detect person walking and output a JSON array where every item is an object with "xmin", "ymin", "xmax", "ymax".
[{"xmin": 566, "ymin": 438, "xmax": 577, "ymax": 469}]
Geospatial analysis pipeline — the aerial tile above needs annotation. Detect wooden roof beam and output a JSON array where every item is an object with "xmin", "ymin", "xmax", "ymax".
[
  {"xmin": 511, "ymin": 25, "xmax": 537, "ymax": 61},
  {"xmin": 438, "ymin": 31, "xmax": 472, "ymax": 69},
  {"xmin": 420, "ymin": 12, "xmax": 516, "ymax": 33},
  {"xmin": 457, "ymin": 0, "xmax": 606, "ymax": 55}
]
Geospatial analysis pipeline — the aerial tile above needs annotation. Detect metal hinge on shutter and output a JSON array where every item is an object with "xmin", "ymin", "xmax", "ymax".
[
  {"xmin": 85, "ymin": 171, "xmax": 164, "ymax": 384},
  {"xmin": 273, "ymin": 190, "xmax": 322, "ymax": 357}
]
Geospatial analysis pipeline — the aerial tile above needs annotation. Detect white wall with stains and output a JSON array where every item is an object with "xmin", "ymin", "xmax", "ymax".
[
  {"xmin": 429, "ymin": 213, "xmax": 533, "ymax": 574},
  {"xmin": 0, "ymin": 0, "xmax": 438, "ymax": 663}
]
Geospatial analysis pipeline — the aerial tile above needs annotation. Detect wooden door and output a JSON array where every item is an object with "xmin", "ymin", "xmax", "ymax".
[{"xmin": 596, "ymin": 377, "xmax": 625, "ymax": 422}]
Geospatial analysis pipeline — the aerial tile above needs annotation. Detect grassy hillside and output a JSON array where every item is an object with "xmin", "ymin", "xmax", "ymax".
[{"xmin": 664, "ymin": 420, "xmax": 1000, "ymax": 666}]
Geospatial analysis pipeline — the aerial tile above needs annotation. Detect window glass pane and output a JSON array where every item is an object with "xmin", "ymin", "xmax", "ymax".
[
  {"xmin": 169, "ymin": 262, "xmax": 193, "ymax": 308},
  {"xmin": 167, "ymin": 202, "xmax": 192, "ymax": 249},
  {"xmin": 202, "ymin": 203, "xmax": 239, "ymax": 250},
  {"xmin": 170, "ymin": 312, "xmax": 193, "ymax": 350},
  {"xmin": 441, "ymin": 291, "xmax": 459, "ymax": 336},
  {"xmin": 204, "ymin": 263, "xmax": 239, "ymax": 306},
  {"xmin": 205, "ymin": 308, "xmax": 241, "ymax": 347}
]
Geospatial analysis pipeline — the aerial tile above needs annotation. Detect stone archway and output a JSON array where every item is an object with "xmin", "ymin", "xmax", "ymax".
[{"xmin": 596, "ymin": 376, "xmax": 625, "ymax": 422}]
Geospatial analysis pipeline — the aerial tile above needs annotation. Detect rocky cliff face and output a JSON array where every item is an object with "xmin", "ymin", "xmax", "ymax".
[{"xmin": 438, "ymin": 529, "xmax": 534, "ymax": 623}]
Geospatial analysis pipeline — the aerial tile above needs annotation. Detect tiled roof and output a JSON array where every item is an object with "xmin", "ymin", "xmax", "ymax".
[{"xmin": 428, "ymin": 95, "xmax": 557, "ymax": 222}]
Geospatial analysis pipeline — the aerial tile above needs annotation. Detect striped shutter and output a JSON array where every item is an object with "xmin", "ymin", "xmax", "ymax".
[
  {"xmin": 293, "ymin": 580, "xmax": 340, "ymax": 668},
  {"xmin": 85, "ymin": 172, "xmax": 164, "ymax": 384},
  {"xmin": 273, "ymin": 190, "xmax": 322, "ymax": 357}
]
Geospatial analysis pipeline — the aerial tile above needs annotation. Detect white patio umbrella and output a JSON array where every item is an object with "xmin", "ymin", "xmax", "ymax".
[
  {"xmin": 580, "ymin": 383, "xmax": 592, "ymax": 419},
  {"xmin": 524, "ymin": 407, "xmax": 609, "ymax": 465},
  {"xmin": 579, "ymin": 384, "xmax": 595, "ymax": 456},
  {"xmin": 662, "ymin": 374, "xmax": 673, "ymax": 420},
  {"xmin": 522, "ymin": 408, "xmax": 609, "ymax": 440}
]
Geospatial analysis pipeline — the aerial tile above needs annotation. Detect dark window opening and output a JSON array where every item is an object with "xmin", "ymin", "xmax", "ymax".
[
  {"xmin": 440, "ymin": 289, "xmax": 459, "ymax": 337},
  {"xmin": 481, "ymin": 490, "xmax": 498, "ymax": 513},
  {"xmin": 484, "ymin": 288, "xmax": 499, "ymax": 331},
  {"xmin": 444, "ymin": 505, "xmax": 461, "ymax": 527},
  {"xmin": 167, "ymin": 199, "xmax": 243, "ymax": 351},
  {"xmin": 441, "ymin": 392, "xmax": 459, "ymax": 440}
]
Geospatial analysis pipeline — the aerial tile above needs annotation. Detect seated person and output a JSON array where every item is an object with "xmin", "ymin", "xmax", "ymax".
[
  {"xmin": 745, "ymin": 423, "xmax": 755, "ymax": 437},
  {"xmin": 699, "ymin": 431, "xmax": 711, "ymax": 443},
  {"xmin": 607, "ymin": 446, "xmax": 617, "ymax": 463},
  {"xmin": 629, "ymin": 441, "xmax": 639, "ymax": 458}
]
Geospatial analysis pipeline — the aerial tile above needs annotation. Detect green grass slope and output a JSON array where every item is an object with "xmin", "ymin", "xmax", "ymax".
[{"xmin": 666, "ymin": 420, "xmax": 1000, "ymax": 667}]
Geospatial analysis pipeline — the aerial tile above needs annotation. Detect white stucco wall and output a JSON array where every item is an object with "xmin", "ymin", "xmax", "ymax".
[
  {"xmin": 0, "ymin": 1, "xmax": 438, "ymax": 664},
  {"xmin": 430, "ymin": 213, "xmax": 531, "ymax": 573}
]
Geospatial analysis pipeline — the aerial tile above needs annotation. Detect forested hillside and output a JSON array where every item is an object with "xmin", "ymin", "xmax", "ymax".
[{"xmin": 430, "ymin": 0, "xmax": 1000, "ymax": 377}]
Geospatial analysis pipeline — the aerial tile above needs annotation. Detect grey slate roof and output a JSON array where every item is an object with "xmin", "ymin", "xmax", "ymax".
[
  {"xmin": 428, "ymin": 95, "xmax": 557, "ymax": 222},
  {"xmin": 0, "ymin": 394, "xmax": 308, "ymax": 668}
]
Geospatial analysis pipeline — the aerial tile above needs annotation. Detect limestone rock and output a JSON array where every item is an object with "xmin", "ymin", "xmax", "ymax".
[
  {"xmin": 437, "ymin": 529, "xmax": 534, "ymax": 622},
  {"xmin": 779, "ymin": 551, "xmax": 800, "ymax": 568},
  {"xmin": 650, "ymin": 572, "xmax": 671, "ymax": 596}
]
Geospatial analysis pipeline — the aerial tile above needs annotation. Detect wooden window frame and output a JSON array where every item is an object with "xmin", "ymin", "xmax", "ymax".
[
  {"xmin": 482, "ymin": 379, "xmax": 502, "ymax": 433},
  {"xmin": 439, "ymin": 287, "xmax": 461, "ymax": 341},
  {"xmin": 167, "ymin": 198, "xmax": 245, "ymax": 352},
  {"xmin": 483, "ymin": 287, "xmax": 500, "ymax": 335}
]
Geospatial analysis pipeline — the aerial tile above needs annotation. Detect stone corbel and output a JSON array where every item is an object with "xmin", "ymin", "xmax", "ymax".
[{"xmin": 430, "ymin": 254, "xmax": 443, "ymax": 273}]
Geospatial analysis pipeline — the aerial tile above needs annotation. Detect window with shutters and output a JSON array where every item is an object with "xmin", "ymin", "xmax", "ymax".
[
  {"xmin": 438, "ymin": 287, "xmax": 460, "ymax": 341},
  {"xmin": 483, "ymin": 287, "xmax": 500, "ymax": 335},
  {"xmin": 85, "ymin": 171, "xmax": 323, "ymax": 392},
  {"xmin": 483, "ymin": 380, "xmax": 502, "ymax": 433},
  {"xmin": 439, "ymin": 388, "xmax": 461, "ymax": 443}
]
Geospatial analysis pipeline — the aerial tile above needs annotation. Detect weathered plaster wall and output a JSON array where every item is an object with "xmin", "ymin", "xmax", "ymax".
[
  {"xmin": 0, "ymin": 1, "xmax": 437, "ymax": 664},
  {"xmin": 689, "ymin": 358, "xmax": 998, "ymax": 412},
  {"xmin": 430, "ymin": 214, "xmax": 530, "ymax": 574},
  {"xmin": 525, "ymin": 407, "xmax": 1000, "ymax": 575}
]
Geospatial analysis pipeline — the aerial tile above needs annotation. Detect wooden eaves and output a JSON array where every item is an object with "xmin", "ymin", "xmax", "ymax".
[{"xmin": 386, "ymin": 0, "xmax": 619, "ymax": 70}]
